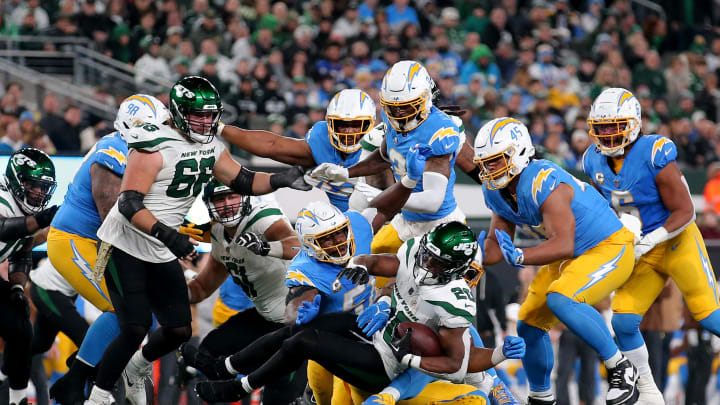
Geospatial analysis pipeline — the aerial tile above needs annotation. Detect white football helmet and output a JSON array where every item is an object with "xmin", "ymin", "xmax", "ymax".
[
  {"xmin": 114, "ymin": 94, "xmax": 170, "ymax": 138},
  {"xmin": 587, "ymin": 87, "xmax": 642, "ymax": 157},
  {"xmin": 473, "ymin": 117, "xmax": 535, "ymax": 190},
  {"xmin": 295, "ymin": 201, "xmax": 355, "ymax": 264},
  {"xmin": 380, "ymin": 60, "xmax": 433, "ymax": 132},
  {"xmin": 326, "ymin": 89, "xmax": 376, "ymax": 153}
]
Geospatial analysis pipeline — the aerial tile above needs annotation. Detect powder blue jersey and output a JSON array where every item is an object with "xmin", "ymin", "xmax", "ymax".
[
  {"xmin": 305, "ymin": 121, "xmax": 362, "ymax": 212},
  {"xmin": 582, "ymin": 135, "xmax": 676, "ymax": 236},
  {"xmin": 285, "ymin": 211, "xmax": 375, "ymax": 314},
  {"xmin": 483, "ymin": 159, "xmax": 622, "ymax": 257},
  {"xmin": 51, "ymin": 133, "xmax": 127, "ymax": 240},
  {"xmin": 382, "ymin": 106, "xmax": 461, "ymax": 221},
  {"xmin": 219, "ymin": 278, "xmax": 255, "ymax": 312}
]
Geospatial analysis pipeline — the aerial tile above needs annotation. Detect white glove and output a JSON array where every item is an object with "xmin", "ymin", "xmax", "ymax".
[
  {"xmin": 310, "ymin": 163, "xmax": 350, "ymax": 183},
  {"xmin": 354, "ymin": 182, "xmax": 382, "ymax": 201},
  {"xmin": 619, "ymin": 213, "xmax": 642, "ymax": 244},
  {"xmin": 634, "ymin": 226, "xmax": 668, "ymax": 260}
]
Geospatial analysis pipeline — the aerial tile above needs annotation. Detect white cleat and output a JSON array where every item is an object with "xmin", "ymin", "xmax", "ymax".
[
  {"xmin": 122, "ymin": 367, "xmax": 153, "ymax": 405},
  {"xmin": 635, "ymin": 374, "xmax": 665, "ymax": 405}
]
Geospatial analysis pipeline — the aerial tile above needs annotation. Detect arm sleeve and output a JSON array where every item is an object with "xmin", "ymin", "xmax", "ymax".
[{"xmin": 402, "ymin": 171, "xmax": 449, "ymax": 213}]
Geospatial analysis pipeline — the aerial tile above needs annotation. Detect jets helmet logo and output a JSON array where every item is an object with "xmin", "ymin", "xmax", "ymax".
[
  {"xmin": 174, "ymin": 84, "xmax": 194, "ymax": 98},
  {"xmin": 453, "ymin": 242, "xmax": 477, "ymax": 256},
  {"xmin": 12, "ymin": 154, "xmax": 36, "ymax": 168}
]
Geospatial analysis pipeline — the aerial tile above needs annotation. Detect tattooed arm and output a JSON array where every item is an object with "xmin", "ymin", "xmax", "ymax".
[{"xmin": 90, "ymin": 163, "xmax": 123, "ymax": 220}]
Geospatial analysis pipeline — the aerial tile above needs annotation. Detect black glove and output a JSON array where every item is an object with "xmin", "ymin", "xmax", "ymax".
[
  {"xmin": 180, "ymin": 343, "xmax": 233, "ymax": 380},
  {"xmin": 151, "ymin": 222, "xmax": 196, "ymax": 259},
  {"xmin": 34, "ymin": 205, "xmax": 59, "ymax": 228},
  {"xmin": 391, "ymin": 327, "xmax": 412, "ymax": 363},
  {"xmin": 269, "ymin": 166, "xmax": 312, "ymax": 191},
  {"xmin": 234, "ymin": 232, "xmax": 270, "ymax": 256},
  {"xmin": 336, "ymin": 263, "xmax": 370, "ymax": 285},
  {"xmin": 9, "ymin": 284, "xmax": 29, "ymax": 317}
]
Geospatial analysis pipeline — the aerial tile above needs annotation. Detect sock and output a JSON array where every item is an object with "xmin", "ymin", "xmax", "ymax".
[
  {"xmin": 622, "ymin": 345, "xmax": 652, "ymax": 377},
  {"xmin": 9, "ymin": 388, "xmax": 26, "ymax": 405},
  {"xmin": 389, "ymin": 368, "xmax": 435, "ymax": 400},
  {"xmin": 77, "ymin": 312, "xmax": 121, "ymax": 366},
  {"xmin": 546, "ymin": 293, "xmax": 618, "ymax": 360},
  {"xmin": 699, "ymin": 308, "xmax": 720, "ymax": 336},
  {"xmin": 611, "ymin": 313, "xmax": 645, "ymax": 351},
  {"xmin": 603, "ymin": 351, "xmax": 623, "ymax": 369},
  {"xmin": 379, "ymin": 387, "xmax": 401, "ymax": 401},
  {"xmin": 528, "ymin": 388, "xmax": 553, "ymax": 401},
  {"xmin": 128, "ymin": 350, "xmax": 152, "ymax": 375},
  {"xmin": 517, "ymin": 321, "xmax": 554, "ymax": 395},
  {"xmin": 88, "ymin": 386, "xmax": 113, "ymax": 403}
]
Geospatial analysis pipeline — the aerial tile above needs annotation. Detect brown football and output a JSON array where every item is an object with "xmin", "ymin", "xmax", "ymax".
[{"xmin": 396, "ymin": 322, "xmax": 444, "ymax": 357}]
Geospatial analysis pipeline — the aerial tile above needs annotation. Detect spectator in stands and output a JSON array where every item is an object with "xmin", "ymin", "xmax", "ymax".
[
  {"xmin": 570, "ymin": 129, "xmax": 592, "ymax": 169},
  {"xmin": 10, "ymin": 0, "xmax": 48, "ymax": 30},
  {"xmin": 170, "ymin": 56, "xmax": 191, "ymax": 81},
  {"xmin": 385, "ymin": 0, "xmax": 419, "ymax": 31},
  {"xmin": 135, "ymin": 37, "xmax": 171, "ymax": 85},
  {"xmin": 529, "ymin": 44, "xmax": 562, "ymax": 88},
  {"xmin": 45, "ymin": 105, "xmax": 81, "ymax": 153},
  {"xmin": 77, "ymin": 0, "xmax": 113, "ymax": 44},
  {"xmin": 126, "ymin": 0, "xmax": 155, "ymax": 28},
  {"xmin": 0, "ymin": 11, "xmax": 18, "ymax": 36},
  {"xmin": 191, "ymin": 38, "xmax": 231, "ymax": 80},
  {"xmin": 109, "ymin": 23, "xmax": 132, "ymax": 63},
  {"xmin": 0, "ymin": 121, "xmax": 25, "ymax": 154},
  {"xmin": 483, "ymin": 8, "xmax": 509, "ymax": 50},
  {"xmin": 159, "ymin": 26, "xmax": 184, "ymax": 61},
  {"xmin": 333, "ymin": 2, "xmax": 362, "ymax": 39},
  {"xmin": 285, "ymin": 113, "xmax": 309, "ymax": 139},
  {"xmin": 459, "ymin": 44, "xmax": 500, "ymax": 88},
  {"xmin": 633, "ymin": 50, "xmax": 667, "ymax": 99},
  {"xmin": 130, "ymin": 11, "xmax": 158, "ymax": 61},
  {"xmin": 190, "ymin": 8, "xmax": 224, "ymax": 53},
  {"xmin": 17, "ymin": 12, "xmax": 41, "ymax": 50}
]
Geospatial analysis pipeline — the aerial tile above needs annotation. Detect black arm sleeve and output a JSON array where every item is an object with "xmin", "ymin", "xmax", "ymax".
[
  {"xmin": 465, "ymin": 166, "xmax": 483, "ymax": 185},
  {"xmin": 117, "ymin": 190, "xmax": 146, "ymax": 222},
  {"xmin": 9, "ymin": 251, "xmax": 32, "ymax": 277},
  {"xmin": 230, "ymin": 166, "xmax": 256, "ymax": 195},
  {"xmin": 0, "ymin": 216, "xmax": 31, "ymax": 242}
]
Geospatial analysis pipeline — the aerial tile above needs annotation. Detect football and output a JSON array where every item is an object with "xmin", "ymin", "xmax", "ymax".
[{"xmin": 396, "ymin": 322, "xmax": 444, "ymax": 357}]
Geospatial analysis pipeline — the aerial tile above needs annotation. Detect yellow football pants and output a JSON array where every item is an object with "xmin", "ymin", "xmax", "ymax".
[
  {"xmin": 350, "ymin": 381, "xmax": 487, "ymax": 404},
  {"xmin": 519, "ymin": 228, "xmax": 635, "ymax": 330},
  {"xmin": 212, "ymin": 296, "xmax": 240, "ymax": 328},
  {"xmin": 307, "ymin": 360, "xmax": 353, "ymax": 405},
  {"xmin": 47, "ymin": 227, "xmax": 113, "ymax": 312},
  {"xmin": 613, "ymin": 223, "xmax": 720, "ymax": 321}
]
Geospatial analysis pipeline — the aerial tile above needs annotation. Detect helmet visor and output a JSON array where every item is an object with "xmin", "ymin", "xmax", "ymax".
[
  {"xmin": 587, "ymin": 118, "xmax": 637, "ymax": 152},
  {"xmin": 473, "ymin": 145, "xmax": 516, "ymax": 190},
  {"xmin": 327, "ymin": 116, "xmax": 373, "ymax": 153}
]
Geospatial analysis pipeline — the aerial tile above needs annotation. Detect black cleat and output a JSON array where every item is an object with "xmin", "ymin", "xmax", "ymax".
[
  {"xmin": 195, "ymin": 379, "xmax": 248, "ymax": 402},
  {"xmin": 50, "ymin": 373, "xmax": 87, "ymax": 405},
  {"xmin": 527, "ymin": 398, "xmax": 556, "ymax": 405},
  {"xmin": 606, "ymin": 357, "xmax": 638, "ymax": 405}
]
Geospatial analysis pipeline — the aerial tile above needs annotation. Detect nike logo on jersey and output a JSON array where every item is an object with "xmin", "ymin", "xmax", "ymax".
[{"xmin": 671, "ymin": 243, "xmax": 680, "ymax": 250}]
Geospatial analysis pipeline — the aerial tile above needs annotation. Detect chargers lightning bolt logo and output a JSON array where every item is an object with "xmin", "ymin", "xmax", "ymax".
[
  {"xmin": 532, "ymin": 168, "xmax": 556, "ymax": 205},
  {"xmin": 573, "ymin": 246, "xmax": 625, "ymax": 297},
  {"xmin": 696, "ymin": 237, "xmax": 719, "ymax": 305},
  {"xmin": 98, "ymin": 146, "xmax": 127, "ymax": 166},
  {"xmin": 71, "ymin": 240, "xmax": 109, "ymax": 301}
]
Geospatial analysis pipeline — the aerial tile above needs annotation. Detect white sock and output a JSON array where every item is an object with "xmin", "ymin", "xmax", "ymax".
[
  {"xmin": 128, "ymin": 350, "xmax": 152, "ymax": 374},
  {"xmin": 0, "ymin": 369, "xmax": 7, "ymax": 381},
  {"xmin": 379, "ymin": 387, "xmax": 401, "ymax": 401},
  {"xmin": 529, "ymin": 388, "xmax": 554, "ymax": 401},
  {"xmin": 240, "ymin": 376, "xmax": 253, "ymax": 393},
  {"xmin": 9, "ymin": 388, "xmax": 26, "ymax": 405},
  {"xmin": 88, "ymin": 386, "xmax": 113, "ymax": 403},
  {"xmin": 622, "ymin": 345, "xmax": 652, "ymax": 377},
  {"xmin": 637, "ymin": 374, "xmax": 662, "ymax": 393},
  {"xmin": 603, "ymin": 350, "xmax": 623, "ymax": 369}
]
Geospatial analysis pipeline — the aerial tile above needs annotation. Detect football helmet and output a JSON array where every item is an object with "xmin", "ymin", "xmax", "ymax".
[
  {"xmin": 380, "ymin": 60, "xmax": 433, "ymax": 132},
  {"xmin": 6, "ymin": 148, "xmax": 57, "ymax": 214},
  {"xmin": 473, "ymin": 117, "xmax": 535, "ymax": 190},
  {"xmin": 169, "ymin": 76, "xmax": 224, "ymax": 144},
  {"xmin": 114, "ymin": 94, "xmax": 170, "ymax": 138},
  {"xmin": 326, "ymin": 89, "xmax": 376, "ymax": 153},
  {"xmin": 414, "ymin": 221, "xmax": 478, "ymax": 286},
  {"xmin": 587, "ymin": 87, "xmax": 642, "ymax": 157},
  {"xmin": 295, "ymin": 201, "xmax": 355, "ymax": 264},
  {"xmin": 203, "ymin": 178, "xmax": 251, "ymax": 228}
]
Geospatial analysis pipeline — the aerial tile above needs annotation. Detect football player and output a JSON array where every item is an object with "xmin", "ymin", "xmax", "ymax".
[
  {"xmin": 182, "ymin": 178, "xmax": 306, "ymax": 403},
  {"xmin": 189, "ymin": 221, "xmax": 524, "ymax": 404},
  {"xmin": 218, "ymin": 88, "xmax": 376, "ymax": 212},
  {"xmin": 309, "ymin": 61, "xmax": 466, "ymax": 254},
  {"xmin": 474, "ymin": 118, "xmax": 638, "ymax": 405},
  {"xmin": 83, "ymin": 76, "xmax": 310, "ymax": 405},
  {"xmin": 0, "ymin": 148, "xmax": 58, "ymax": 405},
  {"xmin": 583, "ymin": 88, "xmax": 720, "ymax": 404}
]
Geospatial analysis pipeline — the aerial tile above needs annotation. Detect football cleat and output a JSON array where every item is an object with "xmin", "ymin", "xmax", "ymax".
[
  {"xmin": 606, "ymin": 357, "xmax": 638, "ymax": 405},
  {"xmin": 527, "ymin": 397, "xmax": 557, "ymax": 405},
  {"xmin": 121, "ymin": 367, "xmax": 153, "ymax": 405},
  {"xmin": 195, "ymin": 379, "xmax": 248, "ymax": 402},
  {"xmin": 489, "ymin": 380, "xmax": 519, "ymax": 405},
  {"xmin": 362, "ymin": 393, "xmax": 396, "ymax": 405}
]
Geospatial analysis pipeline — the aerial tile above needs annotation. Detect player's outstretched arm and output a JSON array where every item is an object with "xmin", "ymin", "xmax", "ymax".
[
  {"xmin": 261, "ymin": 219, "xmax": 301, "ymax": 260},
  {"xmin": 523, "ymin": 184, "xmax": 576, "ymax": 265},
  {"xmin": 213, "ymin": 150, "xmax": 311, "ymax": 196},
  {"xmin": 187, "ymin": 256, "xmax": 230, "ymax": 304},
  {"xmin": 284, "ymin": 287, "xmax": 322, "ymax": 325},
  {"xmin": 467, "ymin": 335, "xmax": 526, "ymax": 372},
  {"xmin": 348, "ymin": 254, "xmax": 401, "ymax": 278},
  {"xmin": 220, "ymin": 125, "xmax": 316, "ymax": 167},
  {"xmin": 90, "ymin": 162, "xmax": 122, "ymax": 221},
  {"xmin": 348, "ymin": 138, "xmax": 393, "ymax": 178},
  {"xmin": 454, "ymin": 139, "xmax": 483, "ymax": 185}
]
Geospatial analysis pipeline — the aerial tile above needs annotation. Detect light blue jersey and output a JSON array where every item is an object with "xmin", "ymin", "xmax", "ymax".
[
  {"xmin": 305, "ymin": 121, "xmax": 362, "ymax": 212},
  {"xmin": 52, "ymin": 133, "xmax": 127, "ymax": 240},
  {"xmin": 582, "ymin": 135, "xmax": 676, "ymax": 235},
  {"xmin": 219, "ymin": 278, "xmax": 255, "ymax": 312},
  {"xmin": 285, "ymin": 211, "xmax": 375, "ymax": 314},
  {"xmin": 382, "ymin": 106, "xmax": 460, "ymax": 221},
  {"xmin": 483, "ymin": 159, "xmax": 622, "ymax": 257}
]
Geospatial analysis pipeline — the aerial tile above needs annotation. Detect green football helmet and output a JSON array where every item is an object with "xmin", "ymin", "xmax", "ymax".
[
  {"xmin": 203, "ymin": 178, "xmax": 251, "ymax": 228},
  {"xmin": 169, "ymin": 76, "xmax": 223, "ymax": 144},
  {"xmin": 6, "ymin": 148, "xmax": 57, "ymax": 214},
  {"xmin": 414, "ymin": 221, "xmax": 478, "ymax": 285}
]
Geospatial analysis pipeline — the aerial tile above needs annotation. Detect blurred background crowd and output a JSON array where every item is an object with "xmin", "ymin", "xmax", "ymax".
[{"xmin": 0, "ymin": 0, "xmax": 720, "ymax": 404}]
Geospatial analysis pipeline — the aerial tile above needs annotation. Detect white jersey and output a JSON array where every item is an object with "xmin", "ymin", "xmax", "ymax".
[
  {"xmin": 30, "ymin": 258, "xmax": 76, "ymax": 297},
  {"xmin": 0, "ymin": 178, "xmax": 32, "ymax": 262},
  {"xmin": 373, "ymin": 237, "xmax": 475, "ymax": 379},
  {"xmin": 209, "ymin": 194, "xmax": 290, "ymax": 323},
  {"xmin": 97, "ymin": 123, "xmax": 226, "ymax": 263}
]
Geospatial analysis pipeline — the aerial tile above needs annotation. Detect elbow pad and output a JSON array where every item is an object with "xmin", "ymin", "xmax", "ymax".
[
  {"xmin": 230, "ymin": 166, "xmax": 256, "ymax": 195},
  {"xmin": 9, "ymin": 252, "xmax": 32, "ymax": 277},
  {"xmin": 117, "ymin": 190, "xmax": 146, "ymax": 222},
  {"xmin": 0, "ymin": 216, "xmax": 30, "ymax": 241}
]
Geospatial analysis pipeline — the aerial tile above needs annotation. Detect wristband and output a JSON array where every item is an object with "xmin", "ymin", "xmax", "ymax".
[
  {"xmin": 268, "ymin": 240, "xmax": 283, "ymax": 258},
  {"xmin": 225, "ymin": 356, "xmax": 239, "ymax": 375},
  {"xmin": 645, "ymin": 226, "xmax": 669, "ymax": 245},
  {"xmin": 402, "ymin": 354, "xmax": 422, "ymax": 369},
  {"xmin": 377, "ymin": 295, "xmax": 392, "ymax": 305},
  {"xmin": 10, "ymin": 284, "xmax": 24, "ymax": 293},
  {"xmin": 491, "ymin": 346, "xmax": 507, "ymax": 365},
  {"xmin": 400, "ymin": 175, "xmax": 418, "ymax": 189},
  {"xmin": 216, "ymin": 122, "xmax": 225, "ymax": 136}
]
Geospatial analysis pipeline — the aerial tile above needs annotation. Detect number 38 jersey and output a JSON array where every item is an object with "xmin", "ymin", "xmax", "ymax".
[
  {"xmin": 210, "ymin": 194, "xmax": 291, "ymax": 323},
  {"xmin": 582, "ymin": 135, "xmax": 676, "ymax": 236},
  {"xmin": 373, "ymin": 237, "xmax": 476, "ymax": 379},
  {"xmin": 97, "ymin": 123, "xmax": 225, "ymax": 263}
]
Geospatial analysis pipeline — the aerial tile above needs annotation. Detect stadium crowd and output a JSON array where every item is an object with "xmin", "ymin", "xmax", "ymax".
[{"xmin": 1, "ymin": 1, "xmax": 720, "ymax": 405}]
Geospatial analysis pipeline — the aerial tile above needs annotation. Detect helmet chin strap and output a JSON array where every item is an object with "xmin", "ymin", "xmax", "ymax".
[{"xmin": 600, "ymin": 146, "xmax": 625, "ymax": 157}]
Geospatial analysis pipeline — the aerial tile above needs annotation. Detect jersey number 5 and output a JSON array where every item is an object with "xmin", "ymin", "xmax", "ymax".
[{"xmin": 167, "ymin": 157, "xmax": 216, "ymax": 198}]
